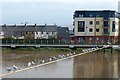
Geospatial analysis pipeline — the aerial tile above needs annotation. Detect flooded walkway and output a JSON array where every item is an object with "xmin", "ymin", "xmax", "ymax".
[{"xmin": 1, "ymin": 49, "xmax": 119, "ymax": 78}]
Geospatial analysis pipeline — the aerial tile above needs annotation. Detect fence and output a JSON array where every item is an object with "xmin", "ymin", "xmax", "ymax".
[
  {"xmin": 1, "ymin": 39, "xmax": 70, "ymax": 45},
  {"xmin": 1, "ymin": 39, "xmax": 117, "ymax": 45}
]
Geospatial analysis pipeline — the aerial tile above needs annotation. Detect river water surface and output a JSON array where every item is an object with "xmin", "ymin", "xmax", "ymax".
[{"xmin": 1, "ymin": 49, "xmax": 119, "ymax": 78}]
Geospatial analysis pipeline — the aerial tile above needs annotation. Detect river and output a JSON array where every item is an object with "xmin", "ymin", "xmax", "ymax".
[{"xmin": 1, "ymin": 48, "xmax": 119, "ymax": 79}]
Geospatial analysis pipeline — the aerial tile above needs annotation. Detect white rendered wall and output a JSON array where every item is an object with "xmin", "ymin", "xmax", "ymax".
[
  {"xmin": 110, "ymin": 18, "xmax": 119, "ymax": 36},
  {"xmin": 35, "ymin": 32, "xmax": 57, "ymax": 39},
  {"xmin": 0, "ymin": 32, "xmax": 4, "ymax": 39},
  {"xmin": 74, "ymin": 18, "xmax": 103, "ymax": 36}
]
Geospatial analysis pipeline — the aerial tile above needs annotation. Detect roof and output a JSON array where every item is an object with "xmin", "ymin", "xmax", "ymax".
[
  {"xmin": 73, "ymin": 10, "xmax": 120, "ymax": 18},
  {"xmin": 1, "ymin": 24, "xmax": 60, "ymax": 37}
]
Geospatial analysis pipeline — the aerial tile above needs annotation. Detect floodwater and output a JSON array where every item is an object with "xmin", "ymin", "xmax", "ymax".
[{"xmin": 1, "ymin": 49, "xmax": 120, "ymax": 78}]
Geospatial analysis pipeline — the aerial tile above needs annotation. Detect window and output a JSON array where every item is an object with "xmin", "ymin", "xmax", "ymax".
[
  {"xmin": 96, "ymin": 21, "xmax": 100, "ymax": 25},
  {"xmin": 112, "ymin": 38, "xmax": 114, "ymax": 43},
  {"xmin": 96, "ymin": 38, "xmax": 99, "ymax": 43},
  {"xmin": 78, "ymin": 21, "xmax": 85, "ymax": 32},
  {"xmin": 89, "ymin": 37, "xmax": 92, "ymax": 44},
  {"xmin": 104, "ymin": 21, "xmax": 109, "ymax": 27},
  {"xmin": 89, "ymin": 28, "xmax": 93, "ymax": 32},
  {"xmin": 89, "ymin": 21, "xmax": 93, "ymax": 25},
  {"xmin": 96, "ymin": 28, "xmax": 99, "ymax": 32},
  {"xmin": 79, "ymin": 14, "xmax": 83, "ymax": 17},
  {"xmin": 112, "ymin": 14, "xmax": 115, "ymax": 17},
  {"xmin": 21, "ymin": 32, "xmax": 23, "ymax": 34},
  {"xmin": 90, "ymin": 14, "xmax": 92, "ymax": 17},
  {"xmin": 96, "ymin": 38, "xmax": 99, "ymax": 40},
  {"xmin": 79, "ymin": 37, "xmax": 84, "ymax": 43},
  {"xmin": 89, "ymin": 37, "xmax": 92, "ymax": 40},
  {"xmin": 104, "ymin": 29, "xmax": 109, "ymax": 34},
  {"xmin": 112, "ymin": 21, "xmax": 115, "ymax": 32},
  {"xmin": 96, "ymin": 14, "xmax": 99, "ymax": 17}
]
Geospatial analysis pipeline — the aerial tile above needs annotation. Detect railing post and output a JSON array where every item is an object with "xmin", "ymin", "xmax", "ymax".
[
  {"xmin": 53, "ymin": 40, "xmax": 54, "ymax": 44},
  {"xmin": 12, "ymin": 40, "xmax": 13, "ymax": 44},
  {"xmin": 41, "ymin": 40, "xmax": 42, "ymax": 44},
  {"xmin": 59, "ymin": 40, "xmax": 60, "ymax": 44},
  {"xmin": 47, "ymin": 40, "xmax": 48, "ymax": 44},
  {"xmin": 6, "ymin": 40, "xmax": 7, "ymax": 44},
  {"xmin": 17, "ymin": 39, "xmax": 18, "ymax": 44},
  {"xmin": 65, "ymin": 39, "xmax": 66, "ymax": 44},
  {"xmin": 22, "ymin": 39, "xmax": 25, "ymax": 44},
  {"xmin": 35, "ymin": 40, "xmax": 36, "ymax": 44},
  {"xmin": 29, "ymin": 40, "xmax": 30, "ymax": 44}
]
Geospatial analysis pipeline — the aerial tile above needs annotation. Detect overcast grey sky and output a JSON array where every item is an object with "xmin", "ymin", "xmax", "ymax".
[{"xmin": 1, "ymin": 0, "xmax": 120, "ymax": 29}]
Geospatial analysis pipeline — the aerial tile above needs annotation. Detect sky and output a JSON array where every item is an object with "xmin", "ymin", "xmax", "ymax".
[{"xmin": 0, "ymin": 0, "xmax": 120, "ymax": 29}]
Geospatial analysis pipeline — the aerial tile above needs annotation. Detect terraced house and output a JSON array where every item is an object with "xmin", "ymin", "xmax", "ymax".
[
  {"xmin": 73, "ymin": 10, "xmax": 120, "ymax": 44},
  {"xmin": 0, "ymin": 24, "xmax": 70, "ymax": 41}
]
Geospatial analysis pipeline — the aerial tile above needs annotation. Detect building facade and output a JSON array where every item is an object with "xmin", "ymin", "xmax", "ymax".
[
  {"xmin": 35, "ymin": 24, "xmax": 58, "ymax": 39},
  {"xmin": 73, "ymin": 10, "xmax": 120, "ymax": 44},
  {"xmin": 0, "ymin": 24, "xmax": 70, "ymax": 41},
  {"xmin": 57, "ymin": 27, "xmax": 70, "ymax": 42},
  {"xmin": 1, "ymin": 24, "xmax": 35, "ymax": 39}
]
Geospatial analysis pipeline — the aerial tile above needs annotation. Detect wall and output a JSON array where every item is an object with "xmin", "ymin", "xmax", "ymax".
[
  {"xmin": 74, "ymin": 17, "xmax": 103, "ymax": 37},
  {"xmin": 110, "ymin": 18, "xmax": 119, "ymax": 36}
]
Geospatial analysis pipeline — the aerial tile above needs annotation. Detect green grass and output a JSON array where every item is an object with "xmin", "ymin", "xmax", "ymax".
[
  {"xmin": 2, "ymin": 47, "xmax": 88, "ymax": 55},
  {"xmin": 2, "ymin": 47, "xmax": 77, "ymax": 53}
]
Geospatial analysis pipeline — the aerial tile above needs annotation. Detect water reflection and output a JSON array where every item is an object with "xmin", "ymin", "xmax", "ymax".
[
  {"xmin": 3, "ymin": 59, "xmax": 73, "ymax": 78},
  {"xmin": 2, "ymin": 50, "xmax": 119, "ymax": 78},
  {"xmin": 73, "ymin": 51, "xmax": 118, "ymax": 78}
]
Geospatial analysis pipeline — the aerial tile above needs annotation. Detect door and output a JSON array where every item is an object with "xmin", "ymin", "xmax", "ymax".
[{"xmin": 79, "ymin": 37, "xmax": 84, "ymax": 44}]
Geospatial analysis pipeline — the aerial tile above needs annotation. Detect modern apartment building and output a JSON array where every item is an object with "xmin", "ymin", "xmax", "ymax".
[{"xmin": 73, "ymin": 10, "xmax": 120, "ymax": 44}]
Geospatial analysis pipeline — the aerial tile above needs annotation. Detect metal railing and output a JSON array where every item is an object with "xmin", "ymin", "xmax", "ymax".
[
  {"xmin": 1, "ymin": 39, "xmax": 70, "ymax": 45},
  {"xmin": 1, "ymin": 39, "xmax": 116, "ymax": 45}
]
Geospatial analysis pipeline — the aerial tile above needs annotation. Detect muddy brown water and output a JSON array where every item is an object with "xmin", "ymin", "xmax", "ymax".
[{"xmin": 1, "ymin": 49, "xmax": 120, "ymax": 78}]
